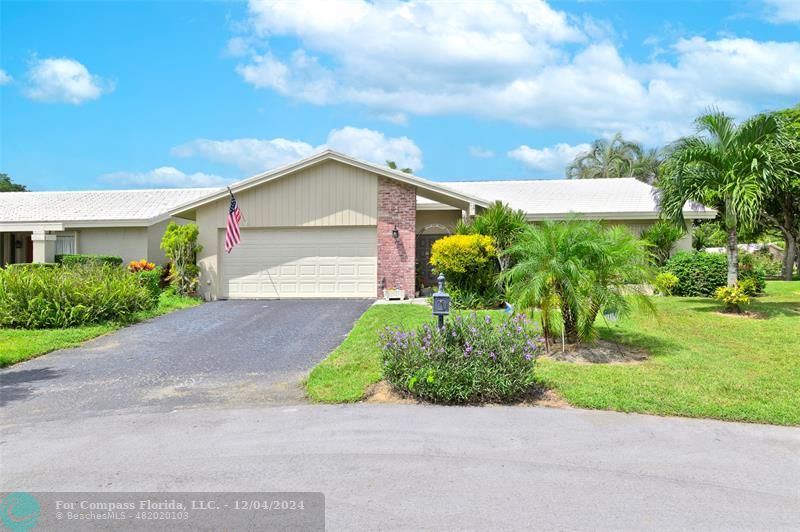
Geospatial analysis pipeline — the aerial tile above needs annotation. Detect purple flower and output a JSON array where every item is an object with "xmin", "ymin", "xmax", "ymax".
[
  {"xmin": 489, "ymin": 352, "xmax": 496, "ymax": 360},
  {"xmin": 465, "ymin": 343, "xmax": 473, "ymax": 353},
  {"xmin": 484, "ymin": 315, "xmax": 492, "ymax": 323},
  {"xmin": 524, "ymin": 353, "xmax": 533, "ymax": 361}
]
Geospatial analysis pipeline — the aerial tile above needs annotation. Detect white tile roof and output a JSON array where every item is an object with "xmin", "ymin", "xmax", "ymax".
[
  {"xmin": 0, "ymin": 188, "xmax": 219, "ymax": 224},
  {"xmin": 419, "ymin": 178, "xmax": 714, "ymax": 219}
]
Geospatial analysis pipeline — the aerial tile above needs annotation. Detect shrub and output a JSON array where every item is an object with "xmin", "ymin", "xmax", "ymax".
[
  {"xmin": 653, "ymin": 271, "xmax": 679, "ymax": 295},
  {"xmin": 160, "ymin": 222, "xmax": 202, "ymax": 295},
  {"xmin": 663, "ymin": 251, "xmax": 765, "ymax": 297},
  {"xmin": 714, "ymin": 285, "xmax": 750, "ymax": 313},
  {"xmin": 746, "ymin": 251, "xmax": 783, "ymax": 277},
  {"xmin": 641, "ymin": 221, "xmax": 685, "ymax": 266},
  {"xmin": 0, "ymin": 264, "xmax": 154, "ymax": 328},
  {"xmin": 382, "ymin": 313, "xmax": 540, "ymax": 404},
  {"xmin": 56, "ymin": 254, "xmax": 123, "ymax": 267},
  {"xmin": 128, "ymin": 259, "xmax": 156, "ymax": 272},
  {"xmin": 135, "ymin": 266, "xmax": 163, "ymax": 304},
  {"xmin": 429, "ymin": 234, "xmax": 499, "ymax": 308}
]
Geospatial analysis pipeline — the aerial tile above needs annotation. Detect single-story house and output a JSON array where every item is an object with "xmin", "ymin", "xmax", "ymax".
[{"xmin": 0, "ymin": 150, "xmax": 716, "ymax": 300}]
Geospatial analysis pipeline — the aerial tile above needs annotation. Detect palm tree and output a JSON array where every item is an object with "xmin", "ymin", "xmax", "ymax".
[
  {"xmin": 501, "ymin": 220, "xmax": 652, "ymax": 346},
  {"xmin": 659, "ymin": 110, "xmax": 778, "ymax": 287},
  {"xmin": 630, "ymin": 146, "xmax": 664, "ymax": 184},
  {"xmin": 566, "ymin": 133, "xmax": 641, "ymax": 179}
]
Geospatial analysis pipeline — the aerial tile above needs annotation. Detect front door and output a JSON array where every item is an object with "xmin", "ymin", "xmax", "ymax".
[{"xmin": 415, "ymin": 234, "xmax": 443, "ymax": 287}]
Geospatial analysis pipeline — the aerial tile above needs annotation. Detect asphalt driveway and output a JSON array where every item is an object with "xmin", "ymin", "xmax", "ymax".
[{"xmin": 0, "ymin": 299, "xmax": 371, "ymax": 423}]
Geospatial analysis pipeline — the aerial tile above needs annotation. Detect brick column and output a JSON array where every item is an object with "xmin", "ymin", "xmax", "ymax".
[{"xmin": 377, "ymin": 177, "xmax": 416, "ymax": 298}]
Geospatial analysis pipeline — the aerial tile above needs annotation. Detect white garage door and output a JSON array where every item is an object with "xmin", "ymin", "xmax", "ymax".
[{"xmin": 220, "ymin": 227, "xmax": 376, "ymax": 299}]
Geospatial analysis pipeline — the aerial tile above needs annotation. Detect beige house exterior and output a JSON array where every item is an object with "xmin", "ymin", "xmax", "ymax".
[{"xmin": 1, "ymin": 150, "xmax": 716, "ymax": 299}]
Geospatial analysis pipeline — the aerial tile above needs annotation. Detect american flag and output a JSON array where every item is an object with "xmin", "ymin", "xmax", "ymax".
[{"xmin": 224, "ymin": 192, "xmax": 242, "ymax": 253}]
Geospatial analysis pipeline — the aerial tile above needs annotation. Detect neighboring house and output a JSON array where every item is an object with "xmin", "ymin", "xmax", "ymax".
[
  {"xmin": 706, "ymin": 243, "xmax": 784, "ymax": 261},
  {"xmin": 0, "ymin": 150, "xmax": 716, "ymax": 299},
  {"xmin": 0, "ymin": 188, "xmax": 215, "ymax": 265}
]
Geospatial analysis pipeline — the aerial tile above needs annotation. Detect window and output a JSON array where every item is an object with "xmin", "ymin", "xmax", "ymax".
[{"xmin": 56, "ymin": 234, "xmax": 76, "ymax": 255}]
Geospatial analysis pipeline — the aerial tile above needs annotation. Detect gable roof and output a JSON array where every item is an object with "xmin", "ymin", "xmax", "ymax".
[
  {"xmin": 0, "ymin": 188, "xmax": 217, "ymax": 228},
  {"xmin": 418, "ymin": 178, "xmax": 716, "ymax": 220},
  {"xmin": 169, "ymin": 149, "xmax": 490, "ymax": 217}
]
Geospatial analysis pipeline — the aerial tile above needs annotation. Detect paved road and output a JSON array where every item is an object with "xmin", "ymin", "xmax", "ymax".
[
  {"xmin": 0, "ymin": 300, "xmax": 371, "ymax": 422},
  {"xmin": 1, "ymin": 404, "xmax": 797, "ymax": 531}
]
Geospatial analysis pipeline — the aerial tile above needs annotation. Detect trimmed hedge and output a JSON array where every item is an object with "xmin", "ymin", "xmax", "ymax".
[
  {"xmin": 56, "ymin": 254, "xmax": 123, "ymax": 267},
  {"xmin": 663, "ymin": 251, "xmax": 765, "ymax": 297},
  {"xmin": 0, "ymin": 264, "xmax": 154, "ymax": 328}
]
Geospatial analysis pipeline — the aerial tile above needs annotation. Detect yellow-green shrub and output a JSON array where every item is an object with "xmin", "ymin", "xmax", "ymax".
[
  {"xmin": 429, "ymin": 234, "xmax": 499, "ymax": 308},
  {"xmin": 714, "ymin": 285, "xmax": 750, "ymax": 313}
]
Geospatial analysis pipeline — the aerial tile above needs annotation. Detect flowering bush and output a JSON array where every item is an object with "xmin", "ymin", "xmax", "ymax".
[
  {"xmin": 653, "ymin": 271, "xmax": 679, "ymax": 295},
  {"xmin": 381, "ymin": 312, "xmax": 541, "ymax": 403},
  {"xmin": 128, "ymin": 259, "xmax": 156, "ymax": 272}
]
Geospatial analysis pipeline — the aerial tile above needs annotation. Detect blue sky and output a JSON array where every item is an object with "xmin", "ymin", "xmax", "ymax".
[{"xmin": 1, "ymin": 0, "xmax": 798, "ymax": 190}]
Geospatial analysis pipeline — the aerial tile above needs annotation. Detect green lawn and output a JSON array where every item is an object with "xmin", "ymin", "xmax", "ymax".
[
  {"xmin": 306, "ymin": 281, "xmax": 800, "ymax": 426},
  {"xmin": 0, "ymin": 290, "xmax": 201, "ymax": 367}
]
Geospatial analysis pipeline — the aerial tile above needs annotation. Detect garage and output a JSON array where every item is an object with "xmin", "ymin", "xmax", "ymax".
[{"xmin": 220, "ymin": 226, "xmax": 377, "ymax": 299}]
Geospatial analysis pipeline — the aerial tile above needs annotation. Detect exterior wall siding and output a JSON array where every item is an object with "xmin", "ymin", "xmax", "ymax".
[
  {"xmin": 197, "ymin": 160, "xmax": 378, "ymax": 229},
  {"xmin": 377, "ymin": 177, "xmax": 416, "ymax": 297}
]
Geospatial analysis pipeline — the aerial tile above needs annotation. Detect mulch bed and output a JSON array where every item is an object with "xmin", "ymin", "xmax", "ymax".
[{"xmin": 543, "ymin": 339, "xmax": 648, "ymax": 364}]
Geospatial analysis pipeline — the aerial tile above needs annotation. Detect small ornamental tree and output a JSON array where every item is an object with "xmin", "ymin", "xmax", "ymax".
[{"xmin": 160, "ymin": 222, "xmax": 202, "ymax": 295}]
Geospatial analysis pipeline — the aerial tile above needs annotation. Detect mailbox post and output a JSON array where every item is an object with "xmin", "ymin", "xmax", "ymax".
[{"xmin": 432, "ymin": 273, "xmax": 450, "ymax": 328}]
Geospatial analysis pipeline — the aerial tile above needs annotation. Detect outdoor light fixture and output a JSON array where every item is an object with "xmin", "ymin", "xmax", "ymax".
[{"xmin": 391, "ymin": 225, "xmax": 399, "ymax": 239}]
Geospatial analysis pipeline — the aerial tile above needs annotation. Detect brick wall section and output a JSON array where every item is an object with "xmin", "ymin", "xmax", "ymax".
[{"xmin": 377, "ymin": 176, "xmax": 416, "ymax": 298}]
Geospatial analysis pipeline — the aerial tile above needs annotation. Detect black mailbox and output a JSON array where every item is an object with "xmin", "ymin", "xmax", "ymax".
[{"xmin": 432, "ymin": 273, "xmax": 450, "ymax": 327}]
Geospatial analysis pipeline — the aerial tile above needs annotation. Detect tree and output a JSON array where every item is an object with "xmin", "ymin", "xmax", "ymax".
[
  {"xmin": 386, "ymin": 160, "xmax": 412, "ymax": 174},
  {"xmin": 455, "ymin": 201, "xmax": 528, "ymax": 272},
  {"xmin": 0, "ymin": 173, "xmax": 27, "ymax": 192},
  {"xmin": 659, "ymin": 110, "xmax": 778, "ymax": 287},
  {"xmin": 502, "ymin": 220, "xmax": 652, "ymax": 346},
  {"xmin": 760, "ymin": 105, "xmax": 800, "ymax": 280},
  {"xmin": 566, "ymin": 133, "xmax": 661, "ymax": 183},
  {"xmin": 160, "ymin": 222, "xmax": 203, "ymax": 295}
]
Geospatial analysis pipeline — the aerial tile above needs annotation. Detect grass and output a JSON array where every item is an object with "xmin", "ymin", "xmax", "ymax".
[
  {"xmin": 306, "ymin": 281, "xmax": 800, "ymax": 426},
  {"xmin": 0, "ymin": 289, "xmax": 201, "ymax": 367}
]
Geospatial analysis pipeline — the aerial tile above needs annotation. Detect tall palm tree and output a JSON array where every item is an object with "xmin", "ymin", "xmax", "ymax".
[
  {"xmin": 566, "ymin": 133, "xmax": 641, "ymax": 179},
  {"xmin": 659, "ymin": 110, "xmax": 778, "ymax": 286}
]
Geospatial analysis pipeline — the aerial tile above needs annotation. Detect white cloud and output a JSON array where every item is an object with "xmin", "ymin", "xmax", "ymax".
[
  {"xmin": 508, "ymin": 143, "xmax": 591, "ymax": 173},
  {"xmin": 230, "ymin": 0, "xmax": 800, "ymax": 144},
  {"xmin": 172, "ymin": 138, "xmax": 317, "ymax": 173},
  {"xmin": 376, "ymin": 112, "xmax": 408, "ymax": 126},
  {"xmin": 469, "ymin": 146, "xmax": 495, "ymax": 159},
  {"xmin": 23, "ymin": 57, "xmax": 113, "ymax": 104},
  {"xmin": 173, "ymin": 127, "xmax": 423, "ymax": 173},
  {"xmin": 326, "ymin": 126, "xmax": 423, "ymax": 170},
  {"xmin": 763, "ymin": 0, "xmax": 800, "ymax": 23},
  {"xmin": 98, "ymin": 167, "xmax": 228, "ymax": 188},
  {"xmin": 0, "ymin": 69, "xmax": 12, "ymax": 85}
]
